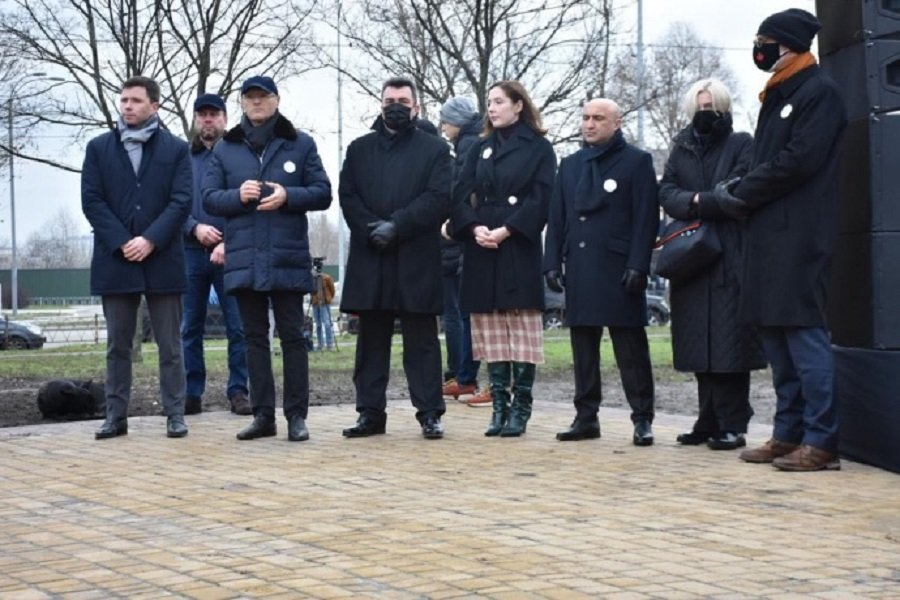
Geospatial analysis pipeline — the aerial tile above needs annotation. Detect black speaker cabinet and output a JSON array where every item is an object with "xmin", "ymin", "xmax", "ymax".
[
  {"xmin": 821, "ymin": 39, "xmax": 900, "ymax": 120},
  {"xmin": 829, "ymin": 231, "xmax": 900, "ymax": 349},
  {"xmin": 817, "ymin": 0, "xmax": 900, "ymax": 56},
  {"xmin": 836, "ymin": 114, "xmax": 900, "ymax": 235}
]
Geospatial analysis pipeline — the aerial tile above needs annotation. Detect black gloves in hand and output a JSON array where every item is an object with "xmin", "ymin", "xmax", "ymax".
[
  {"xmin": 545, "ymin": 270, "xmax": 565, "ymax": 293},
  {"xmin": 367, "ymin": 220, "xmax": 398, "ymax": 251},
  {"xmin": 621, "ymin": 268, "xmax": 647, "ymax": 295},
  {"xmin": 712, "ymin": 177, "xmax": 750, "ymax": 220}
]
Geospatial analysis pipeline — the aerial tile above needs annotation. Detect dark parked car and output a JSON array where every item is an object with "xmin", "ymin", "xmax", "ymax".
[
  {"xmin": 1, "ymin": 319, "xmax": 46, "ymax": 350},
  {"xmin": 141, "ymin": 303, "xmax": 226, "ymax": 343},
  {"xmin": 542, "ymin": 285, "xmax": 670, "ymax": 330}
]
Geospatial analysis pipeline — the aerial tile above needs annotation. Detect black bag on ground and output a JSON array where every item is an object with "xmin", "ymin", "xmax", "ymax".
[
  {"xmin": 37, "ymin": 379, "xmax": 106, "ymax": 420},
  {"xmin": 652, "ymin": 219, "xmax": 722, "ymax": 284}
]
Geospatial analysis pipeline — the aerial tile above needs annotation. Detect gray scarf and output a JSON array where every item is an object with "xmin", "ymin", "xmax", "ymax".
[{"xmin": 118, "ymin": 114, "xmax": 160, "ymax": 175}]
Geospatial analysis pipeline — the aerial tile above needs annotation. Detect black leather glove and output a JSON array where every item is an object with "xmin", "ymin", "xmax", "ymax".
[
  {"xmin": 545, "ymin": 270, "xmax": 565, "ymax": 293},
  {"xmin": 621, "ymin": 268, "xmax": 647, "ymax": 295},
  {"xmin": 712, "ymin": 177, "xmax": 750, "ymax": 220},
  {"xmin": 367, "ymin": 220, "xmax": 398, "ymax": 251}
]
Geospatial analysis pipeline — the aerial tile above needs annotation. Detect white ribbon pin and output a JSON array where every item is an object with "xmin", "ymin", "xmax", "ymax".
[
  {"xmin": 780, "ymin": 104, "xmax": 793, "ymax": 119},
  {"xmin": 603, "ymin": 178, "xmax": 618, "ymax": 193},
  {"xmin": 482, "ymin": 147, "xmax": 493, "ymax": 159},
  {"xmin": 283, "ymin": 160, "xmax": 296, "ymax": 173},
  {"xmin": 508, "ymin": 196, "xmax": 518, "ymax": 205}
]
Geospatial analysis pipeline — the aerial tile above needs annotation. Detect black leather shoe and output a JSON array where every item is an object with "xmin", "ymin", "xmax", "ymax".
[
  {"xmin": 288, "ymin": 415, "xmax": 309, "ymax": 442},
  {"xmin": 707, "ymin": 432, "xmax": 746, "ymax": 450},
  {"xmin": 342, "ymin": 414, "xmax": 387, "ymax": 438},
  {"xmin": 167, "ymin": 415, "xmax": 188, "ymax": 438},
  {"xmin": 95, "ymin": 418, "xmax": 128, "ymax": 440},
  {"xmin": 184, "ymin": 396, "xmax": 202, "ymax": 415},
  {"xmin": 633, "ymin": 420, "xmax": 654, "ymax": 446},
  {"xmin": 236, "ymin": 416, "xmax": 277, "ymax": 440},
  {"xmin": 421, "ymin": 416, "xmax": 444, "ymax": 439},
  {"xmin": 676, "ymin": 430, "xmax": 713, "ymax": 445},
  {"xmin": 556, "ymin": 419, "xmax": 601, "ymax": 441}
]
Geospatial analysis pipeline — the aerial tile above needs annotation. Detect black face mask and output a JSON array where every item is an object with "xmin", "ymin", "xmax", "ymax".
[
  {"xmin": 753, "ymin": 42, "xmax": 782, "ymax": 72},
  {"xmin": 382, "ymin": 103, "xmax": 413, "ymax": 131},
  {"xmin": 692, "ymin": 110, "xmax": 720, "ymax": 135}
]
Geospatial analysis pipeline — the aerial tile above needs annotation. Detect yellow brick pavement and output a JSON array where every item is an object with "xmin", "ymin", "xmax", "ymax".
[{"xmin": 0, "ymin": 401, "xmax": 898, "ymax": 599}]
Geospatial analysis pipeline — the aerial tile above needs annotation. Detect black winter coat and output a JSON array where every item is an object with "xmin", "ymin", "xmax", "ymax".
[
  {"xmin": 339, "ymin": 119, "xmax": 451, "ymax": 314},
  {"xmin": 658, "ymin": 122, "xmax": 766, "ymax": 373},
  {"xmin": 202, "ymin": 114, "xmax": 332, "ymax": 294},
  {"xmin": 543, "ymin": 130, "xmax": 658, "ymax": 327},
  {"xmin": 441, "ymin": 113, "xmax": 483, "ymax": 277},
  {"xmin": 733, "ymin": 65, "xmax": 847, "ymax": 327},
  {"xmin": 81, "ymin": 126, "xmax": 191, "ymax": 295},
  {"xmin": 451, "ymin": 123, "xmax": 556, "ymax": 313}
]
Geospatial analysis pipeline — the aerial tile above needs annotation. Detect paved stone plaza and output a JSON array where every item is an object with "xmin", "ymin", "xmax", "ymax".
[{"xmin": 1, "ymin": 400, "xmax": 898, "ymax": 599}]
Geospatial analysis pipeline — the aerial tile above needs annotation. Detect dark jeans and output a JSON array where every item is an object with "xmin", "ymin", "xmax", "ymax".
[
  {"xmin": 234, "ymin": 290, "xmax": 309, "ymax": 420},
  {"xmin": 182, "ymin": 247, "xmax": 248, "ymax": 399},
  {"xmin": 758, "ymin": 326, "xmax": 838, "ymax": 452},
  {"xmin": 441, "ymin": 271, "xmax": 479, "ymax": 385},
  {"xmin": 103, "ymin": 293, "xmax": 185, "ymax": 419},
  {"xmin": 353, "ymin": 310, "xmax": 445, "ymax": 422},
  {"xmin": 570, "ymin": 325, "xmax": 655, "ymax": 424},
  {"xmin": 693, "ymin": 371, "xmax": 753, "ymax": 434}
]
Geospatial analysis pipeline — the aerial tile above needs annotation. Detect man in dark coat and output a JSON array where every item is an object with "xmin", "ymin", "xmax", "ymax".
[
  {"xmin": 81, "ymin": 76, "xmax": 192, "ymax": 440},
  {"xmin": 715, "ymin": 9, "xmax": 847, "ymax": 471},
  {"xmin": 181, "ymin": 93, "xmax": 250, "ymax": 417},
  {"xmin": 339, "ymin": 76, "xmax": 452, "ymax": 439},
  {"xmin": 544, "ymin": 98, "xmax": 659, "ymax": 446}
]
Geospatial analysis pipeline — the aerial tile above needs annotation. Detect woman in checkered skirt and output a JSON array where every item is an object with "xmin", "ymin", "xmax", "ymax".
[{"xmin": 449, "ymin": 81, "xmax": 557, "ymax": 437}]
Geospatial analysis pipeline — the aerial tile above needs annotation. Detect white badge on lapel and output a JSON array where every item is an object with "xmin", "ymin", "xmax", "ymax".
[
  {"xmin": 283, "ymin": 160, "xmax": 296, "ymax": 173},
  {"xmin": 508, "ymin": 196, "xmax": 518, "ymax": 205},
  {"xmin": 482, "ymin": 147, "xmax": 493, "ymax": 159},
  {"xmin": 603, "ymin": 178, "xmax": 618, "ymax": 193},
  {"xmin": 780, "ymin": 104, "xmax": 793, "ymax": 119}
]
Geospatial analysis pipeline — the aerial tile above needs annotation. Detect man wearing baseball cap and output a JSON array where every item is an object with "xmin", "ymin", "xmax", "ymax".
[
  {"xmin": 712, "ymin": 8, "xmax": 847, "ymax": 471},
  {"xmin": 181, "ymin": 92, "xmax": 251, "ymax": 417}
]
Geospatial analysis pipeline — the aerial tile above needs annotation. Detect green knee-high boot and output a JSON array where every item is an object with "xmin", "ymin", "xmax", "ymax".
[
  {"xmin": 501, "ymin": 362, "xmax": 536, "ymax": 437},
  {"xmin": 484, "ymin": 361, "xmax": 512, "ymax": 437}
]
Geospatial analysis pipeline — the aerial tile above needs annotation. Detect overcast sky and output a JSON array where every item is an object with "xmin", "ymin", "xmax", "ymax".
[{"xmin": 2, "ymin": 0, "xmax": 816, "ymax": 244}]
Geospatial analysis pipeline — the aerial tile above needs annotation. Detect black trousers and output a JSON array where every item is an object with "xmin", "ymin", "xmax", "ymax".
[
  {"xmin": 693, "ymin": 371, "xmax": 753, "ymax": 435},
  {"xmin": 570, "ymin": 326, "xmax": 655, "ymax": 424},
  {"xmin": 353, "ymin": 310, "xmax": 445, "ymax": 422},
  {"xmin": 234, "ymin": 290, "xmax": 308, "ymax": 420}
]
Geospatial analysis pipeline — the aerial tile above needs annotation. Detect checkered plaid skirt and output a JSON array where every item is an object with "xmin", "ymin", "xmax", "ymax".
[{"xmin": 470, "ymin": 310, "xmax": 544, "ymax": 364}]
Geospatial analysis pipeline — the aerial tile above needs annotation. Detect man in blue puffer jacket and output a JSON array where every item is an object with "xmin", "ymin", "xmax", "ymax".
[{"xmin": 203, "ymin": 75, "xmax": 332, "ymax": 443}]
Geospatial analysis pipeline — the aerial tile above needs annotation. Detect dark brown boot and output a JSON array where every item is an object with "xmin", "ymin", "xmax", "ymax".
[
  {"xmin": 739, "ymin": 438, "xmax": 799, "ymax": 463},
  {"xmin": 773, "ymin": 445, "xmax": 841, "ymax": 471},
  {"xmin": 229, "ymin": 392, "xmax": 252, "ymax": 416}
]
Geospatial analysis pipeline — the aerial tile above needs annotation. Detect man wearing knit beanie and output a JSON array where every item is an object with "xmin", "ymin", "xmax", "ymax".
[{"xmin": 711, "ymin": 8, "xmax": 847, "ymax": 472}]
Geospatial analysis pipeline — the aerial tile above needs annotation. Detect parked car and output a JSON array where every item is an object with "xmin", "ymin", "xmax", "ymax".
[
  {"xmin": 542, "ymin": 284, "xmax": 670, "ymax": 330},
  {"xmin": 141, "ymin": 303, "xmax": 226, "ymax": 343},
  {"xmin": 1, "ymin": 319, "xmax": 46, "ymax": 350}
]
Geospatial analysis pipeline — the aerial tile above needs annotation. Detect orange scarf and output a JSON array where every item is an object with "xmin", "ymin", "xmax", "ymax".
[{"xmin": 759, "ymin": 52, "xmax": 818, "ymax": 102}]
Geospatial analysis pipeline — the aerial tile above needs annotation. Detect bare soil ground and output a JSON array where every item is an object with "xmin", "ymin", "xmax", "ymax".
[{"xmin": 0, "ymin": 369, "xmax": 776, "ymax": 430}]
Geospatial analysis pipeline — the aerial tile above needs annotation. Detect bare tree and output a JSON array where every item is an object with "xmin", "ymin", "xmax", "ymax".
[
  {"xmin": 0, "ymin": 0, "xmax": 319, "ymax": 171},
  {"xmin": 19, "ymin": 208, "xmax": 91, "ymax": 268},
  {"xmin": 307, "ymin": 212, "xmax": 340, "ymax": 264},
  {"xmin": 324, "ymin": 0, "xmax": 621, "ymax": 145}
]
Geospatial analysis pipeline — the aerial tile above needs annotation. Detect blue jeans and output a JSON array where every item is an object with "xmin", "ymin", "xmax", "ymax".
[
  {"xmin": 758, "ymin": 326, "xmax": 838, "ymax": 452},
  {"xmin": 181, "ymin": 247, "xmax": 248, "ymax": 400},
  {"xmin": 313, "ymin": 304, "xmax": 334, "ymax": 349},
  {"xmin": 441, "ymin": 273, "xmax": 462, "ymax": 380}
]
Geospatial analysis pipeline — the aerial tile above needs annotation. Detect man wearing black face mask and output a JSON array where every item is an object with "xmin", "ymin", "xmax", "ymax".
[
  {"xmin": 712, "ymin": 8, "xmax": 847, "ymax": 471},
  {"xmin": 339, "ymin": 76, "xmax": 452, "ymax": 440}
]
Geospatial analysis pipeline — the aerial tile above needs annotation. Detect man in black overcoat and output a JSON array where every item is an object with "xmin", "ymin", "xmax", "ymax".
[
  {"xmin": 714, "ymin": 9, "xmax": 847, "ymax": 471},
  {"xmin": 339, "ymin": 77, "xmax": 452, "ymax": 439},
  {"xmin": 544, "ymin": 98, "xmax": 659, "ymax": 446}
]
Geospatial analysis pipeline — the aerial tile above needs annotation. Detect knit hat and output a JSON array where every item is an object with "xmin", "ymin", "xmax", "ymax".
[
  {"xmin": 193, "ymin": 93, "xmax": 226, "ymax": 113},
  {"xmin": 757, "ymin": 8, "xmax": 821, "ymax": 52},
  {"xmin": 440, "ymin": 97, "xmax": 477, "ymax": 126}
]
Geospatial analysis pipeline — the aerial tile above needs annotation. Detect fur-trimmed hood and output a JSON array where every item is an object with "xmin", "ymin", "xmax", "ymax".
[{"xmin": 222, "ymin": 112, "xmax": 298, "ymax": 143}]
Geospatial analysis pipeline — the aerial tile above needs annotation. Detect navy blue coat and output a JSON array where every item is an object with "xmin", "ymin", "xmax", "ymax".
[
  {"xmin": 733, "ymin": 66, "xmax": 847, "ymax": 327},
  {"xmin": 339, "ymin": 119, "xmax": 451, "ymax": 314},
  {"xmin": 543, "ymin": 130, "xmax": 658, "ymax": 327},
  {"xmin": 81, "ymin": 126, "xmax": 191, "ymax": 295},
  {"xmin": 451, "ymin": 123, "xmax": 556, "ymax": 313},
  {"xmin": 202, "ymin": 114, "xmax": 332, "ymax": 294},
  {"xmin": 183, "ymin": 139, "xmax": 227, "ymax": 249}
]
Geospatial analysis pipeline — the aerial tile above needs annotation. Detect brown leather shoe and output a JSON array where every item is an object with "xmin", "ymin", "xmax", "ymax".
[
  {"xmin": 739, "ymin": 438, "xmax": 799, "ymax": 463},
  {"xmin": 442, "ymin": 379, "xmax": 476, "ymax": 399},
  {"xmin": 466, "ymin": 388, "xmax": 492, "ymax": 406},
  {"xmin": 229, "ymin": 391, "xmax": 252, "ymax": 416},
  {"xmin": 773, "ymin": 444, "xmax": 841, "ymax": 472}
]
